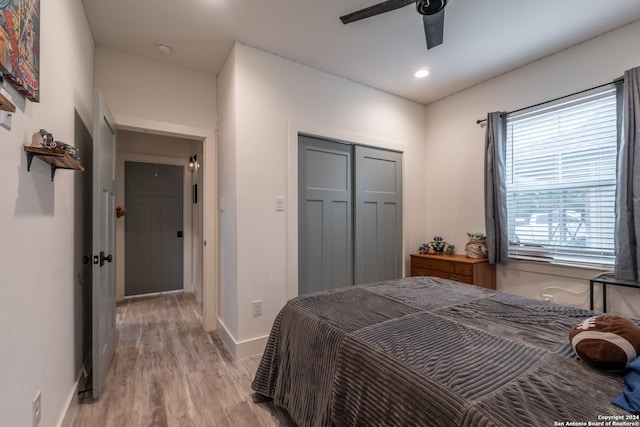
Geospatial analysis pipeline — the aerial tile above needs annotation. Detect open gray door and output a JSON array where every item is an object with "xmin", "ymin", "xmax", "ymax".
[{"xmin": 91, "ymin": 90, "xmax": 117, "ymax": 398}]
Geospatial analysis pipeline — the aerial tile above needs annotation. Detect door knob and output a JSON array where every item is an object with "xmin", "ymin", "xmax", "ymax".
[
  {"xmin": 99, "ymin": 251, "xmax": 113, "ymax": 267},
  {"xmin": 82, "ymin": 255, "xmax": 91, "ymax": 264}
]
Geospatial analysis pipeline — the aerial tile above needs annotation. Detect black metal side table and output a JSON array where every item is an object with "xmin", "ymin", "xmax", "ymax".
[{"xmin": 589, "ymin": 273, "xmax": 640, "ymax": 313}]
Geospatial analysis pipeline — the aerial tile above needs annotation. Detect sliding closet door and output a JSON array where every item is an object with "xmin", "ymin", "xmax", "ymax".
[
  {"xmin": 298, "ymin": 136, "xmax": 403, "ymax": 295},
  {"xmin": 354, "ymin": 146, "xmax": 403, "ymax": 284},
  {"xmin": 298, "ymin": 136, "xmax": 353, "ymax": 295}
]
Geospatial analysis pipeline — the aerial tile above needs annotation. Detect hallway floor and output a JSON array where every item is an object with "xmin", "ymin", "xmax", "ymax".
[{"xmin": 73, "ymin": 292, "xmax": 290, "ymax": 426}]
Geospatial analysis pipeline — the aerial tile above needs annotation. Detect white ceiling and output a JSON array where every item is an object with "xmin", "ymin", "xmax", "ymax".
[{"xmin": 81, "ymin": 0, "xmax": 640, "ymax": 105}]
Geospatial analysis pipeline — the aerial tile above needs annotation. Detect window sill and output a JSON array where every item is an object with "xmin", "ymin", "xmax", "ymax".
[{"xmin": 505, "ymin": 257, "xmax": 612, "ymax": 280}]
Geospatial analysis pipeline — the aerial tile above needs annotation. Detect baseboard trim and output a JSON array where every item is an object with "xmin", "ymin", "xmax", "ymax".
[
  {"xmin": 216, "ymin": 318, "xmax": 268, "ymax": 360},
  {"xmin": 216, "ymin": 319, "xmax": 237, "ymax": 359},
  {"xmin": 123, "ymin": 289, "xmax": 185, "ymax": 300},
  {"xmin": 56, "ymin": 376, "xmax": 80, "ymax": 427},
  {"xmin": 236, "ymin": 335, "xmax": 268, "ymax": 359}
]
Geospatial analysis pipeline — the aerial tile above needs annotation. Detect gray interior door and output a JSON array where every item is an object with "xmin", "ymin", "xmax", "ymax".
[
  {"xmin": 298, "ymin": 136, "xmax": 353, "ymax": 295},
  {"xmin": 91, "ymin": 90, "xmax": 117, "ymax": 398},
  {"xmin": 125, "ymin": 162, "xmax": 184, "ymax": 296},
  {"xmin": 354, "ymin": 145, "xmax": 403, "ymax": 284}
]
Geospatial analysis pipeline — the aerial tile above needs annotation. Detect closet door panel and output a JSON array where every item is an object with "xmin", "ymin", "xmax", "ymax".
[
  {"xmin": 354, "ymin": 146, "xmax": 403, "ymax": 285},
  {"xmin": 298, "ymin": 136, "xmax": 353, "ymax": 295}
]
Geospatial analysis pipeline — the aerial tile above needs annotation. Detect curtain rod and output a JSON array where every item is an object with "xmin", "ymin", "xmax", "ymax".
[{"xmin": 475, "ymin": 77, "xmax": 623, "ymax": 125}]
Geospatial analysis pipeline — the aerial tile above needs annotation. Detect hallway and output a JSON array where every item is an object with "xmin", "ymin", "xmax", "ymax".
[{"xmin": 73, "ymin": 293, "xmax": 286, "ymax": 426}]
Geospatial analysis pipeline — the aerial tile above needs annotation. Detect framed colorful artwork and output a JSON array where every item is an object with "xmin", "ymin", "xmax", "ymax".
[{"xmin": 0, "ymin": 0, "xmax": 40, "ymax": 102}]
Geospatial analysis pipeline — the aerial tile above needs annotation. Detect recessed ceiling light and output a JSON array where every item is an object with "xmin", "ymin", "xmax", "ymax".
[
  {"xmin": 414, "ymin": 69, "xmax": 430, "ymax": 78},
  {"xmin": 155, "ymin": 43, "xmax": 173, "ymax": 55}
]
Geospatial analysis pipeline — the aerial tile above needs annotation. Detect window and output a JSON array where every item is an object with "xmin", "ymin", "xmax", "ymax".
[{"xmin": 506, "ymin": 85, "xmax": 618, "ymax": 267}]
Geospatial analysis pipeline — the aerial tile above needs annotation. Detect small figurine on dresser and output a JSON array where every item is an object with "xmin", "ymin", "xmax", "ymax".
[
  {"xmin": 465, "ymin": 232, "xmax": 488, "ymax": 258},
  {"xmin": 419, "ymin": 236, "xmax": 454, "ymax": 255}
]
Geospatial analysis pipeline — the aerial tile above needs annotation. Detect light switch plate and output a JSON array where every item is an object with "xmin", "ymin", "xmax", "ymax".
[
  {"xmin": 275, "ymin": 196, "xmax": 285, "ymax": 212},
  {"xmin": 0, "ymin": 111, "xmax": 12, "ymax": 130}
]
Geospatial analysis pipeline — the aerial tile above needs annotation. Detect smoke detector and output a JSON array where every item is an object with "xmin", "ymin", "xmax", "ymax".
[{"xmin": 155, "ymin": 43, "xmax": 172, "ymax": 55}]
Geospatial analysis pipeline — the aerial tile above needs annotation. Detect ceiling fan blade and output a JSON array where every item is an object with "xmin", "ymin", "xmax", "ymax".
[
  {"xmin": 423, "ymin": 9, "xmax": 445, "ymax": 49},
  {"xmin": 340, "ymin": 0, "xmax": 416, "ymax": 24}
]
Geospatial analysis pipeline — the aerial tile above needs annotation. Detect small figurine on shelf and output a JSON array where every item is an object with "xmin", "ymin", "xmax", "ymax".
[
  {"xmin": 29, "ymin": 128, "xmax": 83, "ymax": 165},
  {"xmin": 419, "ymin": 236, "xmax": 454, "ymax": 256},
  {"xmin": 465, "ymin": 232, "xmax": 488, "ymax": 258},
  {"xmin": 48, "ymin": 140, "xmax": 81, "ymax": 164},
  {"xmin": 30, "ymin": 129, "xmax": 53, "ymax": 147}
]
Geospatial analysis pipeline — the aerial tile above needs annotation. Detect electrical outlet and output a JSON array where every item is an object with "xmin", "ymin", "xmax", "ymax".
[
  {"xmin": 252, "ymin": 300, "xmax": 263, "ymax": 317},
  {"xmin": 33, "ymin": 391, "xmax": 41, "ymax": 427},
  {"xmin": 542, "ymin": 293, "xmax": 554, "ymax": 302}
]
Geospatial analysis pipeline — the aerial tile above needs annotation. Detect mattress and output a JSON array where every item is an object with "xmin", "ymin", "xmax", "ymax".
[{"xmin": 252, "ymin": 276, "xmax": 628, "ymax": 426}]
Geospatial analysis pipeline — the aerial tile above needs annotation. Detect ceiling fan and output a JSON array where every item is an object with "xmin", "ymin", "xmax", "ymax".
[{"xmin": 340, "ymin": 0, "xmax": 448, "ymax": 50}]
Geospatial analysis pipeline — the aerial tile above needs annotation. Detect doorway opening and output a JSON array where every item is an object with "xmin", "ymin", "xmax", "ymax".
[
  {"xmin": 124, "ymin": 162, "xmax": 184, "ymax": 296},
  {"xmin": 116, "ymin": 130, "xmax": 204, "ymax": 305},
  {"xmin": 76, "ymin": 91, "xmax": 216, "ymax": 402}
]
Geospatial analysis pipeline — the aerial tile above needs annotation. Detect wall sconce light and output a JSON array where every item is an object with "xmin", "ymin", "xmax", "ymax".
[
  {"xmin": 189, "ymin": 154, "xmax": 199, "ymax": 204},
  {"xmin": 188, "ymin": 154, "xmax": 199, "ymax": 173}
]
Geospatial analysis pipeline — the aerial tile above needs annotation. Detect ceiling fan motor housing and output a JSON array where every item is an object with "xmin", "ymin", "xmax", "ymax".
[{"xmin": 416, "ymin": 0, "xmax": 447, "ymax": 15}]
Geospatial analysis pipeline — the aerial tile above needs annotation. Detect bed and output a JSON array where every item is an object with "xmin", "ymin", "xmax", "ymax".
[{"xmin": 251, "ymin": 276, "xmax": 631, "ymax": 426}]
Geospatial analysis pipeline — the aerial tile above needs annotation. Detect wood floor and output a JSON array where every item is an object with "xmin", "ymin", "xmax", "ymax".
[{"xmin": 73, "ymin": 292, "xmax": 293, "ymax": 427}]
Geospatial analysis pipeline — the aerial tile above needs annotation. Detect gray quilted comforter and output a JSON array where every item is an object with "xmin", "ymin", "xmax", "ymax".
[{"xmin": 251, "ymin": 276, "xmax": 629, "ymax": 426}]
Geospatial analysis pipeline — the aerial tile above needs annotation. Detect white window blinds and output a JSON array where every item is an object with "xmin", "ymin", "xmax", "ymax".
[{"xmin": 506, "ymin": 85, "xmax": 618, "ymax": 267}]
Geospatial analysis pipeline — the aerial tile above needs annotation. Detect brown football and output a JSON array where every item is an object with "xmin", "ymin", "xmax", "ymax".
[{"xmin": 570, "ymin": 314, "xmax": 640, "ymax": 371}]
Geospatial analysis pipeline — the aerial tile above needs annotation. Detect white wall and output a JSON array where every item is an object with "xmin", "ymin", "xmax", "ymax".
[
  {"xmin": 424, "ymin": 20, "xmax": 640, "ymax": 317},
  {"xmin": 217, "ymin": 46, "xmax": 239, "ymax": 341},
  {"xmin": 0, "ymin": 0, "xmax": 95, "ymax": 425},
  {"xmin": 218, "ymin": 43, "xmax": 427, "ymax": 358},
  {"xmin": 94, "ymin": 47, "xmax": 216, "ymax": 131}
]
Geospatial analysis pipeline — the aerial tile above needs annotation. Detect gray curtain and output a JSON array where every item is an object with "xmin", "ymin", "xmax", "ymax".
[
  {"xmin": 615, "ymin": 67, "xmax": 640, "ymax": 281},
  {"xmin": 484, "ymin": 112, "xmax": 509, "ymax": 265}
]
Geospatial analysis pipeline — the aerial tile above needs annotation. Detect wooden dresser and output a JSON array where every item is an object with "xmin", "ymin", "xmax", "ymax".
[{"xmin": 410, "ymin": 254, "xmax": 496, "ymax": 290}]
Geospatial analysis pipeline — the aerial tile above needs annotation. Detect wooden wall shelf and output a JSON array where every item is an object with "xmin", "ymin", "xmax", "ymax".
[
  {"xmin": 0, "ymin": 92, "xmax": 15, "ymax": 112},
  {"xmin": 24, "ymin": 146, "xmax": 84, "ymax": 181}
]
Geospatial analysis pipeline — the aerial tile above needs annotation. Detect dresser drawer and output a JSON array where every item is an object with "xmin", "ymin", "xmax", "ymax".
[
  {"xmin": 451, "ymin": 274, "xmax": 473, "ymax": 284},
  {"xmin": 411, "ymin": 267, "xmax": 449, "ymax": 279},
  {"xmin": 411, "ymin": 256, "xmax": 454, "ymax": 273},
  {"xmin": 453, "ymin": 263, "xmax": 472, "ymax": 277},
  {"xmin": 410, "ymin": 254, "xmax": 496, "ymax": 290}
]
